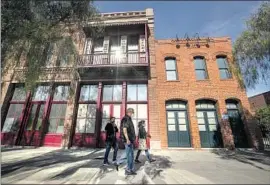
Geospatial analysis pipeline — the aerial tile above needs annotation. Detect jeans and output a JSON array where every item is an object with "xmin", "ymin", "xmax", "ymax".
[
  {"xmin": 125, "ymin": 143, "xmax": 134, "ymax": 172},
  {"xmin": 103, "ymin": 141, "xmax": 118, "ymax": 164},
  {"xmin": 135, "ymin": 149, "xmax": 151, "ymax": 161}
]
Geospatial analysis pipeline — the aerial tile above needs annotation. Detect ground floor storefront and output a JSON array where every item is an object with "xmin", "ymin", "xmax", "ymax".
[
  {"xmin": 1, "ymin": 81, "xmax": 149, "ymax": 148},
  {"xmin": 1, "ymin": 82, "xmax": 263, "ymax": 150}
]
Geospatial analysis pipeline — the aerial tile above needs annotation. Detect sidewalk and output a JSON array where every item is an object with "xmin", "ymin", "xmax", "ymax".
[{"xmin": 1, "ymin": 147, "xmax": 270, "ymax": 184}]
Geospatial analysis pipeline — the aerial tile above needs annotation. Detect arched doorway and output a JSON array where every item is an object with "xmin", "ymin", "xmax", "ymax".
[
  {"xmin": 196, "ymin": 100, "xmax": 223, "ymax": 148},
  {"xmin": 226, "ymin": 99, "xmax": 249, "ymax": 148},
  {"xmin": 166, "ymin": 100, "xmax": 191, "ymax": 147}
]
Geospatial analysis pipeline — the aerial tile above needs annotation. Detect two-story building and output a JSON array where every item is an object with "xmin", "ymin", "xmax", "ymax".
[{"xmin": 1, "ymin": 8, "xmax": 264, "ymax": 150}]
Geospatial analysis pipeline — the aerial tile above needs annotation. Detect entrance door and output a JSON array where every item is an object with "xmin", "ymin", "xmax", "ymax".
[
  {"xmin": 166, "ymin": 101, "xmax": 191, "ymax": 147},
  {"xmin": 227, "ymin": 109, "xmax": 249, "ymax": 148},
  {"xmin": 197, "ymin": 110, "xmax": 223, "ymax": 148},
  {"xmin": 21, "ymin": 103, "xmax": 45, "ymax": 146},
  {"xmin": 100, "ymin": 104, "xmax": 121, "ymax": 147}
]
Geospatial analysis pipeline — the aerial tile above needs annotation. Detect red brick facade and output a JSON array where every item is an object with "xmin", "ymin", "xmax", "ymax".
[{"xmin": 151, "ymin": 37, "xmax": 263, "ymax": 149}]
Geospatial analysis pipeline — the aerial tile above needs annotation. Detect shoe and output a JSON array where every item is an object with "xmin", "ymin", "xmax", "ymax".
[
  {"xmin": 131, "ymin": 171, "xmax": 137, "ymax": 175},
  {"xmin": 135, "ymin": 159, "xmax": 141, "ymax": 163},
  {"xmin": 115, "ymin": 164, "xmax": 119, "ymax": 171},
  {"xmin": 125, "ymin": 170, "xmax": 132, "ymax": 175},
  {"xmin": 112, "ymin": 160, "xmax": 117, "ymax": 165},
  {"xmin": 149, "ymin": 159, "xmax": 156, "ymax": 163},
  {"xmin": 103, "ymin": 162, "xmax": 110, "ymax": 166}
]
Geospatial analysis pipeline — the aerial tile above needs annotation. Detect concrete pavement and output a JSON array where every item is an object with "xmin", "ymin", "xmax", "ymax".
[{"xmin": 1, "ymin": 147, "xmax": 270, "ymax": 184}]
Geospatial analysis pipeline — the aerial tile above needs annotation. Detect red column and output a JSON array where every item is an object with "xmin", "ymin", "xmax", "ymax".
[
  {"xmin": 121, "ymin": 82, "xmax": 127, "ymax": 118},
  {"xmin": 15, "ymin": 92, "xmax": 31, "ymax": 145},
  {"xmin": 95, "ymin": 82, "xmax": 102, "ymax": 148}
]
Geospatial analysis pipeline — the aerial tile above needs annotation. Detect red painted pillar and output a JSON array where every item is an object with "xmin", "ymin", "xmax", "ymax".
[
  {"xmin": 15, "ymin": 92, "xmax": 31, "ymax": 145},
  {"xmin": 95, "ymin": 82, "xmax": 102, "ymax": 148},
  {"xmin": 121, "ymin": 81, "xmax": 127, "ymax": 118},
  {"xmin": 38, "ymin": 94, "xmax": 53, "ymax": 147}
]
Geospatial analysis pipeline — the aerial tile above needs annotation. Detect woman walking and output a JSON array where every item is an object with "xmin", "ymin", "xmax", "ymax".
[{"xmin": 135, "ymin": 120, "xmax": 155, "ymax": 163}]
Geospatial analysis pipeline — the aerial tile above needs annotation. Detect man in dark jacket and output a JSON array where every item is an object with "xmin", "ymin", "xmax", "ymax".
[
  {"xmin": 103, "ymin": 116, "xmax": 118, "ymax": 166},
  {"xmin": 120, "ymin": 108, "xmax": 136, "ymax": 175}
]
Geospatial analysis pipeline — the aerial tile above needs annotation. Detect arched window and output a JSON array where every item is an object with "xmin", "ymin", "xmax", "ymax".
[
  {"xmin": 194, "ymin": 56, "xmax": 208, "ymax": 80},
  {"xmin": 165, "ymin": 57, "xmax": 178, "ymax": 81},
  {"xmin": 216, "ymin": 56, "xmax": 231, "ymax": 79},
  {"xmin": 225, "ymin": 99, "xmax": 248, "ymax": 148},
  {"xmin": 195, "ymin": 99, "xmax": 222, "ymax": 148},
  {"xmin": 166, "ymin": 100, "xmax": 191, "ymax": 147}
]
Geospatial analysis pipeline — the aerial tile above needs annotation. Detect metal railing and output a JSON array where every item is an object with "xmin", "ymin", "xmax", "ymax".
[{"xmin": 77, "ymin": 52, "xmax": 147, "ymax": 67}]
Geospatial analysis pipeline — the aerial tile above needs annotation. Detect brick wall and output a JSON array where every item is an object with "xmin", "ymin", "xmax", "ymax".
[{"xmin": 153, "ymin": 37, "xmax": 261, "ymax": 149}]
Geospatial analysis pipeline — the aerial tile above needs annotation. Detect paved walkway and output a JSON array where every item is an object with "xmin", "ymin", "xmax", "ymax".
[{"xmin": 1, "ymin": 147, "xmax": 270, "ymax": 184}]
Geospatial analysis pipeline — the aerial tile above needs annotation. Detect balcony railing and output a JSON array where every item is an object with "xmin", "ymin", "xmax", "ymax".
[{"xmin": 77, "ymin": 52, "xmax": 147, "ymax": 67}]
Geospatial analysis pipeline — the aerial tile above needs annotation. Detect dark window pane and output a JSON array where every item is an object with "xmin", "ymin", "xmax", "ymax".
[
  {"xmin": 195, "ymin": 70, "xmax": 207, "ymax": 80},
  {"xmin": 194, "ymin": 58, "xmax": 205, "ymax": 70},
  {"xmin": 56, "ymin": 119, "xmax": 64, "ymax": 133},
  {"xmin": 128, "ymin": 35, "xmax": 138, "ymax": 51},
  {"xmin": 113, "ymin": 85, "xmax": 122, "ymax": 101},
  {"xmin": 127, "ymin": 85, "xmax": 137, "ymax": 101},
  {"xmin": 165, "ymin": 59, "xmax": 176, "ymax": 70},
  {"xmin": 103, "ymin": 85, "xmax": 113, "ymax": 101},
  {"xmin": 7, "ymin": 104, "xmax": 24, "ymax": 118},
  {"xmin": 53, "ymin": 85, "xmax": 69, "ymax": 101},
  {"xmin": 137, "ymin": 84, "xmax": 147, "ymax": 101},
  {"xmin": 166, "ymin": 71, "xmax": 177, "ymax": 80},
  {"xmin": 33, "ymin": 86, "xmax": 50, "ymax": 101},
  {"xmin": 26, "ymin": 104, "xmax": 38, "ymax": 130},
  {"xmin": 76, "ymin": 119, "xmax": 86, "ymax": 133},
  {"xmin": 89, "ymin": 85, "xmax": 98, "ymax": 101},
  {"xmin": 12, "ymin": 85, "xmax": 26, "ymax": 101},
  {"xmin": 85, "ymin": 119, "xmax": 96, "ymax": 133}
]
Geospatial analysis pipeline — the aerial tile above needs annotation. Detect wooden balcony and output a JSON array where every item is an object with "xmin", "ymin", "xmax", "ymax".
[{"xmin": 77, "ymin": 52, "xmax": 148, "ymax": 68}]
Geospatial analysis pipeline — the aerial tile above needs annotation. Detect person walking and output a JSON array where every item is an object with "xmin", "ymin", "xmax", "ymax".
[
  {"xmin": 120, "ymin": 108, "xmax": 137, "ymax": 175},
  {"xmin": 135, "ymin": 120, "xmax": 155, "ymax": 163},
  {"xmin": 103, "ymin": 116, "xmax": 118, "ymax": 166}
]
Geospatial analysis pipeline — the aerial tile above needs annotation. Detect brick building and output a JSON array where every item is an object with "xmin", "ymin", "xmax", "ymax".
[
  {"xmin": 249, "ymin": 91, "xmax": 270, "ymax": 111},
  {"xmin": 1, "ymin": 8, "xmax": 264, "ymax": 150}
]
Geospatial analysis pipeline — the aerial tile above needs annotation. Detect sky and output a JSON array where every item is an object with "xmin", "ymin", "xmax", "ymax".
[{"xmin": 94, "ymin": 1, "xmax": 270, "ymax": 97}]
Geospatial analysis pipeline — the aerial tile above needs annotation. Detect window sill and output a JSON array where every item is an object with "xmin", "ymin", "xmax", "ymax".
[
  {"xmin": 220, "ymin": 78, "xmax": 234, "ymax": 81},
  {"xmin": 196, "ymin": 79, "xmax": 210, "ymax": 82},
  {"xmin": 165, "ymin": 80, "xmax": 180, "ymax": 82}
]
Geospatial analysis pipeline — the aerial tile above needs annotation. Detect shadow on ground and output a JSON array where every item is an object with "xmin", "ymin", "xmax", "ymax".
[
  {"xmin": 211, "ymin": 148, "xmax": 270, "ymax": 171},
  {"xmin": 1, "ymin": 148, "xmax": 172, "ymax": 184}
]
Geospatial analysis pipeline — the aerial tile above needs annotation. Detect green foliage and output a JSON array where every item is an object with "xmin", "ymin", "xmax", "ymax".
[
  {"xmin": 1, "ymin": 0, "xmax": 102, "ymax": 91},
  {"xmin": 255, "ymin": 106, "xmax": 270, "ymax": 126},
  {"xmin": 233, "ymin": 2, "xmax": 270, "ymax": 88}
]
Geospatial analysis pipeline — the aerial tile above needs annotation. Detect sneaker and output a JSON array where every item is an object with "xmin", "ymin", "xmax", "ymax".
[
  {"xmin": 103, "ymin": 162, "xmax": 110, "ymax": 166},
  {"xmin": 135, "ymin": 159, "xmax": 141, "ymax": 163},
  {"xmin": 149, "ymin": 159, "xmax": 156, "ymax": 163},
  {"xmin": 125, "ymin": 170, "xmax": 137, "ymax": 175},
  {"xmin": 112, "ymin": 160, "xmax": 117, "ymax": 165}
]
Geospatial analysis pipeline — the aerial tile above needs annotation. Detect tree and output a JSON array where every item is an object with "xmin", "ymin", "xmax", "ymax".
[
  {"xmin": 233, "ymin": 2, "xmax": 270, "ymax": 88},
  {"xmin": 255, "ymin": 106, "xmax": 270, "ymax": 126},
  {"xmin": 1, "ymin": 0, "xmax": 103, "ymax": 91}
]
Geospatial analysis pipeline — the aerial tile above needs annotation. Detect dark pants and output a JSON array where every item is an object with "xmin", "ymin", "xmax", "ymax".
[
  {"xmin": 103, "ymin": 141, "xmax": 118, "ymax": 164},
  {"xmin": 135, "ymin": 149, "xmax": 151, "ymax": 161}
]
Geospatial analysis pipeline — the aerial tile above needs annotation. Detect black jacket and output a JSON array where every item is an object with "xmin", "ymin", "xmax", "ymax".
[
  {"xmin": 105, "ymin": 122, "xmax": 118, "ymax": 142},
  {"xmin": 120, "ymin": 115, "xmax": 136, "ymax": 143},
  {"xmin": 138, "ymin": 125, "xmax": 147, "ymax": 139}
]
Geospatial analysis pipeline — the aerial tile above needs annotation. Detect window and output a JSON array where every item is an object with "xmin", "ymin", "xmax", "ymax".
[
  {"xmin": 48, "ymin": 85, "xmax": 69, "ymax": 134},
  {"xmin": 110, "ymin": 36, "xmax": 121, "ymax": 52},
  {"xmin": 127, "ymin": 84, "xmax": 147, "ymax": 101},
  {"xmin": 102, "ymin": 85, "xmax": 122, "ymax": 102},
  {"xmin": 165, "ymin": 58, "xmax": 177, "ymax": 81},
  {"xmin": 216, "ymin": 56, "xmax": 231, "ymax": 79},
  {"xmin": 76, "ymin": 85, "xmax": 98, "ymax": 134},
  {"xmin": 194, "ymin": 57, "xmax": 208, "ymax": 80},
  {"xmin": 128, "ymin": 35, "xmax": 139, "ymax": 51},
  {"xmin": 127, "ymin": 84, "xmax": 148, "ymax": 135},
  {"xmin": 93, "ymin": 38, "xmax": 103, "ymax": 53},
  {"xmin": 2, "ymin": 85, "xmax": 26, "ymax": 133},
  {"xmin": 32, "ymin": 85, "xmax": 50, "ymax": 101}
]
